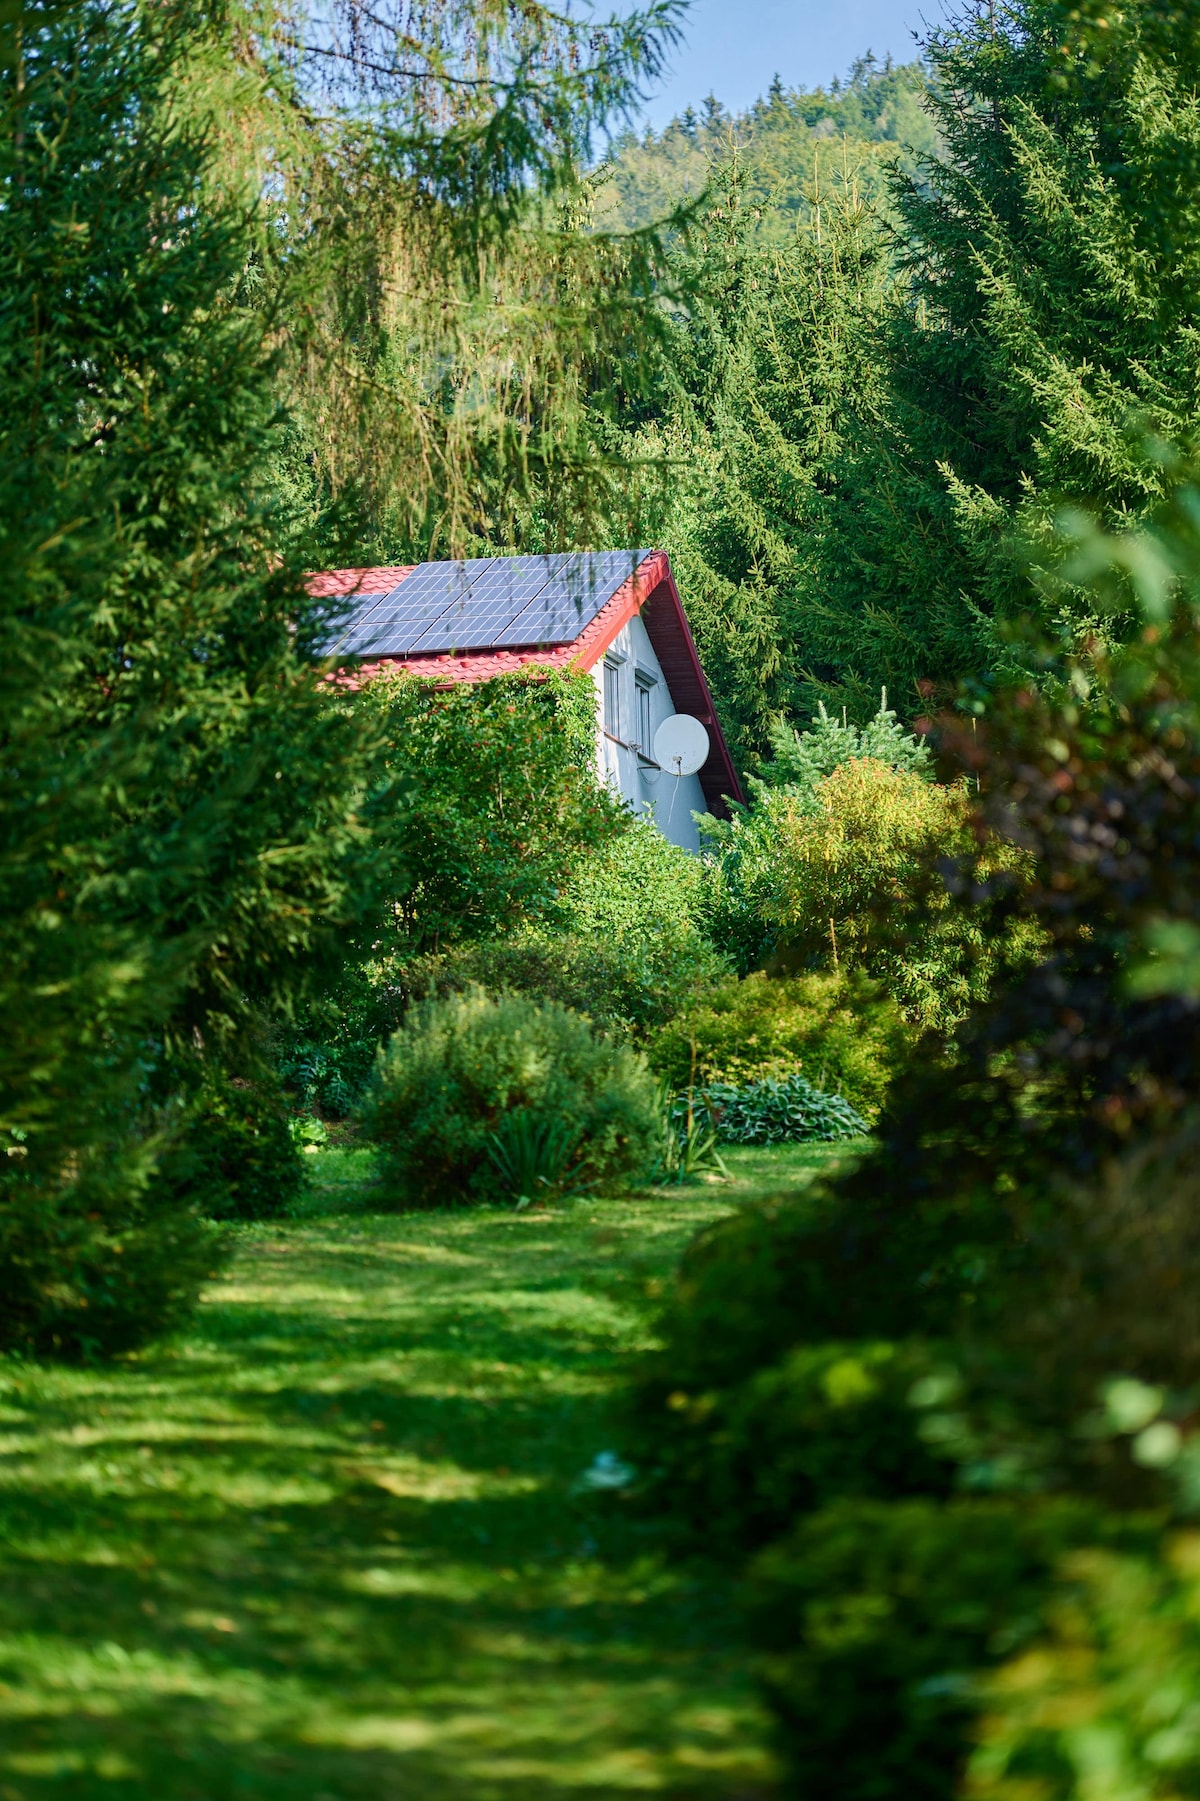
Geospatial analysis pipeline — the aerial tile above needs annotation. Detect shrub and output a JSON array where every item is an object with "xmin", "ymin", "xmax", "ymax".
[
  {"xmin": 622, "ymin": 1193, "xmax": 902, "ymax": 1551},
  {"xmin": 0, "ymin": 1144, "xmax": 226, "ymax": 1360},
  {"xmin": 285, "ymin": 808, "xmax": 732, "ymax": 1113},
  {"xmin": 555, "ymin": 814, "xmax": 730, "ymax": 1029},
  {"xmin": 747, "ymin": 1498, "xmax": 1118, "ymax": 1801},
  {"xmin": 630, "ymin": 1339, "xmax": 953, "ymax": 1556},
  {"xmin": 484, "ymin": 1110, "xmax": 584, "ymax": 1207},
  {"xmin": 362, "ymin": 988, "xmax": 661, "ymax": 1209},
  {"xmin": 351, "ymin": 668, "xmax": 624, "ymax": 959},
  {"xmin": 628, "ymin": 1195, "xmax": 862, "ymax": 1411},
  {"xmin": 701, "ymin": 760, "xmax": 1039, "ymax": 1026},
  {"xmin": 648, "ymin": 971, "xmax": 908, "ymax": 1120},
  {"xmin": 403, "ymin": 921, "xmax": 723, "ymax": 1041},
  {"xmin": 277, "ymin": 958, "xmax": 407, "ymax": 1118},
  {"xmin": 406, "ymin": 818, "xmax": 732, "ymax": 1043},
  {"xmin": 164, "ymin": 1068, "xmax": 306, "ymax": 1222}
]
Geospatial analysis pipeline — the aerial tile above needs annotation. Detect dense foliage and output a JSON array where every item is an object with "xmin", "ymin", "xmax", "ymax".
[
  {"xmin": 347, "ymin": 668, "xmax": 620, "ymax": 958},
  {"xmin": 278, "ymin": 713, "xmax": 726, "ymax": 1116},
  {"xmin": 163, "ymin": 1071, "xmax": 306, "ymax": 1224},
  {"xmin": 401, "ymin": 810, "xmax": 728, "ymax": 1043},
  {"xmin": 648, "ymin": 971, "xmax": 906, "ymax": 1120},
  {"xmin": 703, "ymin": 756, "xmax": 1036, "ymax": 1023},
  {"xmin": 0, "ymin": 0, "xmax": 370, "ymax": 1354},
  {"xmin": 633, "ymin": 0, "xmax": 1200, "ymax": 752},
  {"xmin": 626, "ymin": 428, "xmax": 1200, "ymax": 1795}
]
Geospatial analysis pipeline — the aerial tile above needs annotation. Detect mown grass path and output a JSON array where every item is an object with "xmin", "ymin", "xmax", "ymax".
[{"xmin": 0, "ymin": 1146, "xmax": 847, "ymax": 1800}]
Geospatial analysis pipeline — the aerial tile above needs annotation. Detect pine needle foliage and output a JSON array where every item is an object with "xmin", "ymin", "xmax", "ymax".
[
  {"xmin": 756, "ymin": 693, "xmax": 933, "ymax": 794},
  {"xmin": 644, "ymin": 154, "xmax": 895, "ymax": 761},
  {"xmin": 649, "ymin": 0, "xmax": 1200, "ymax": 738}
]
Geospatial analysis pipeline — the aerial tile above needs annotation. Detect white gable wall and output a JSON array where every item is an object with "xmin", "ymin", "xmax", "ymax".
[{"xmin": 592, "ymin": 611, "xmax": 708, "ymax": 853}]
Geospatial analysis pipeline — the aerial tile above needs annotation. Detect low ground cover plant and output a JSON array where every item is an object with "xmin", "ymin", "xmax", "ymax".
[
  {"xmin": 362, "ymin": 987, "xmax": 660, "ymax": 1208},
  {"xmin": 694, "ymin": 1075, "xmax": 867, "ymax": 1144}
]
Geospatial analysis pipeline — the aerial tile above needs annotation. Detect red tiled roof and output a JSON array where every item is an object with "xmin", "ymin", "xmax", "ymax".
[{"xmin": 306, "ymin": 566, "xmax": 415, "ymax": 598}]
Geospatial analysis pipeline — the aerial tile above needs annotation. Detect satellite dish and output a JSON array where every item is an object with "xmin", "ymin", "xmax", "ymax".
[{"xmin": 653, "ymin": 713, "xmax": 709, "ymax": 777}]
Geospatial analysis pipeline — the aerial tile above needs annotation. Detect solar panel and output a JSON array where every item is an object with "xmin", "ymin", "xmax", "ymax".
[
  {"xmin": 404, "ymin": 557, "xmax": 558, "ymax": 654},
  {"xmin": 321, "ymin": 551, "xmax": 653, "ymax": 659},
  {"xmin": 492, "ymin": 550, "xmax": 649, "ymax": 647},
  {"xmin": 320, "ymin": 575, "xmax": 460, "ymax": 658}
]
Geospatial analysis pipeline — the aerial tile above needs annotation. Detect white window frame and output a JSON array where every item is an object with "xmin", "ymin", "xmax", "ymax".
[
  {"xmin": 603, "ymin": 656, "xmax": 622, "ymax": 741},
  {"xmin": 634, "ymin": 671, "xmax": 656, "ymax": 756}
]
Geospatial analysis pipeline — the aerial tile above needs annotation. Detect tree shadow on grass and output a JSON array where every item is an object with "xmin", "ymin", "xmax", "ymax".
[{"xmin": 0, "ymin": 1473, "xmax": 772, "ymax": 1800}]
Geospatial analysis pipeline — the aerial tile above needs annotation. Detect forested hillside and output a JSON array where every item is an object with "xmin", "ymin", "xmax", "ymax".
[{"xmin": 594, "ymin": 54, "xmax": 938, "ymax": 237}]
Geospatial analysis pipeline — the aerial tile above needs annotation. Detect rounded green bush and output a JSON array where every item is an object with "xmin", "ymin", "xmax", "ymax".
[{"xmin": 361, "ymin": 987, "xmax": 661, "ymax": 1209}]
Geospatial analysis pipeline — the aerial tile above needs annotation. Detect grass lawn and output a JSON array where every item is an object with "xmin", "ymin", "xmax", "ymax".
[{"xmin": 0, "ymin": 1142, "xmax": 859, "ymax": 1800}]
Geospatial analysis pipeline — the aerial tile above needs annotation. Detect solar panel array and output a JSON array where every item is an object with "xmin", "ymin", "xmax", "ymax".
[{"xmin": 321, "ymin": 551, "xmax": 652, "ymax": 659}]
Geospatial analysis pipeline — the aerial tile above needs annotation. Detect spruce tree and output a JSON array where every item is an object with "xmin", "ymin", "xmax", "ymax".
[
  {"xmin": 790, "ymin": 0, "xmax": 1200, "ymax": 714},
  {"xmin": 649, "ymin": 3, "xmax": 1200, "ymax": 740},
  {"xmin": 0, "ymin": 0, "xmax": 378, "ymax": 1352},
  {"xmin": 645, "ymin": 157, "xmax": 895, "ymax": 762}
]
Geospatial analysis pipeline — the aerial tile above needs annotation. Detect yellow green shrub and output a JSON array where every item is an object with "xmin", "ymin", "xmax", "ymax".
[{"xmin": 647, "ymin": 970, "xmax": 908, "ymax": 1121}]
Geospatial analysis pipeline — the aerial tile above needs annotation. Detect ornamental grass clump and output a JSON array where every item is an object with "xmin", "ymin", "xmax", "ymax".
[{"xmin": 362, "ymin": 988, "xmax": 660, "ymax": 1209}]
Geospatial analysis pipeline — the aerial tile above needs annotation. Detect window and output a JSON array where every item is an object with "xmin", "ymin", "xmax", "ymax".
[
  {"xmin": 603, "ymin": 657, "xmax": 621, "ymax": 740},
  {"xmin": 635, "ymin": 673, "xmax": 656, "ymax": 755}
]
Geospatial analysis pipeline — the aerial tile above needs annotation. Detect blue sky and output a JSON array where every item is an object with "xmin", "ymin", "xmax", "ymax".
[{"xmin": 635, "ymin": 0, "xmax": 947, "ymax": 128}]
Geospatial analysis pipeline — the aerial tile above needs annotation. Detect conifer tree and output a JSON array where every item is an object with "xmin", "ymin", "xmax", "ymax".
[
  {"xmin": 790, "ymin": 0, "xmax": 1200, "ymax": 713},
  {"xmin": 0, "ymin": 0, "xmax": 377, "ymax": 1352},
  {"xmin": 648, "ymin": 3, "xmax": 1200, "ymax": 741},
  {"xmin": 645, "ymin": 156, "xmax": 895, "ymax": 761}
]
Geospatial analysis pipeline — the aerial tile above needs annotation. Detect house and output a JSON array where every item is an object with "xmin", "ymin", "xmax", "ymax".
[{"xmin": 308, "ymin": 548, "xmax": 744, "ymax": 851}]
